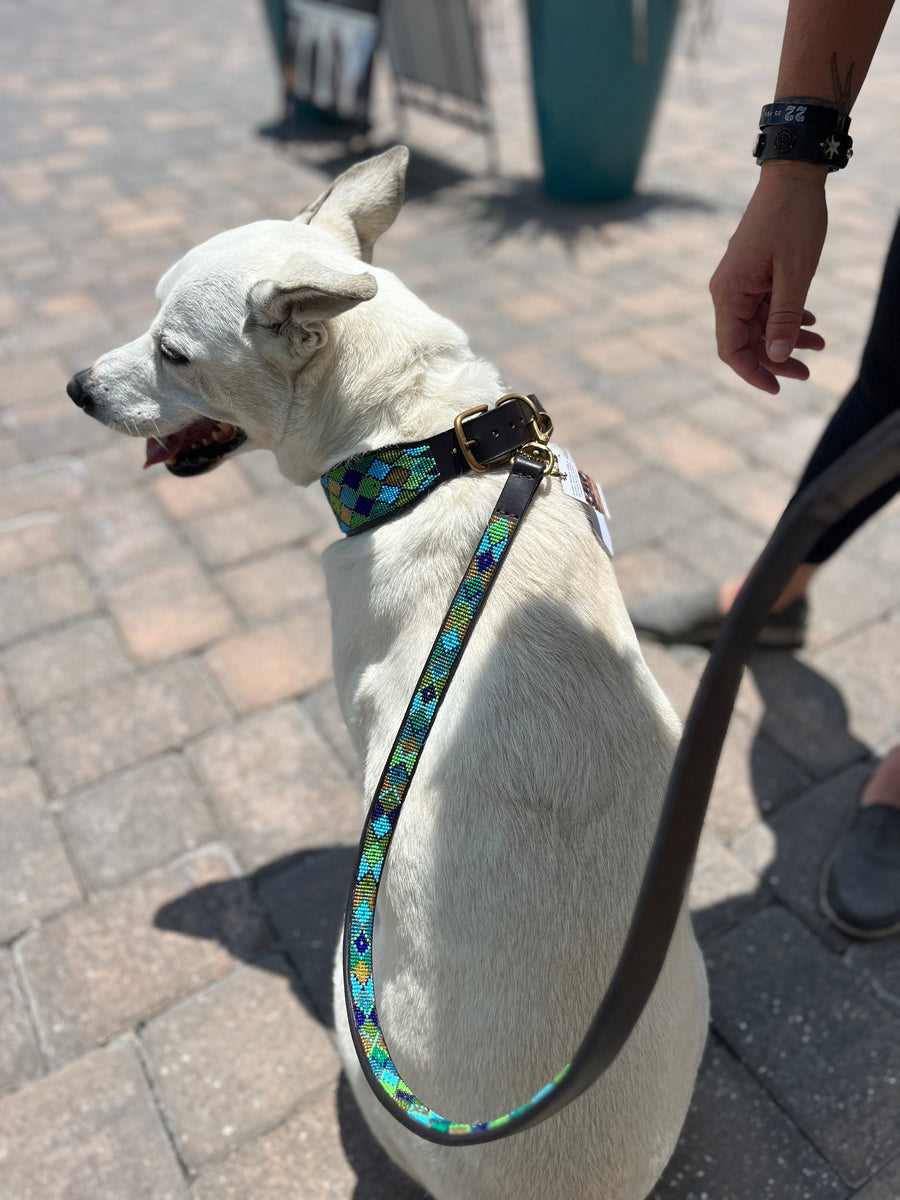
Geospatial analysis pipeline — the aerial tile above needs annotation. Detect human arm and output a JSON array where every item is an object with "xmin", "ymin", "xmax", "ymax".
[{"xmin": 709, "ymin": 0, "xmax": 895, "ymax": 393}]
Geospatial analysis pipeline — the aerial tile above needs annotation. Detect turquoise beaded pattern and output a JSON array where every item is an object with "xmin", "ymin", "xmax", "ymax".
[
  {"xmin": 346, "ymin": 510, "xmax": 572, "ymax": 1135},
  {"xmin": 322, "ymin": 444, "xmax": 441, "ymax": 534}
]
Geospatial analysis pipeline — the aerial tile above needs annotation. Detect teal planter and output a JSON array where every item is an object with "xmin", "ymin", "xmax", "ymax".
[
  {"xmin": 262, "ymin": 0, "xmax": 287, "ymax": 63},
  {"xmin": 527, "ymin": 0, "xmax": 680, "ymax": 202}
]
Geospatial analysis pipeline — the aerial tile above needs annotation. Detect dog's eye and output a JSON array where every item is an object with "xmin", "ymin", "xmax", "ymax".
[{"xmin": 159, "ymin": 342, "xmax": 189, "ymax": 366}]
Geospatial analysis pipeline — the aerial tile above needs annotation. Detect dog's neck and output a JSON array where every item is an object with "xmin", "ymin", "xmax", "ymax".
[
  {"xmin": 320, "ymin": 372, "xmax": 517, "ymax": 789},
  {"xmin": 288, "ymin": 273, "xmax": 520, "ymax": 774},
  {"xmin": 275, "ymin": 271, "xmax": 504, "ymax": 485}
]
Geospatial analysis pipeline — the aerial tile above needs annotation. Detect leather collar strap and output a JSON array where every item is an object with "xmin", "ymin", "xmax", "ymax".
[
  {"xmin": 343, "ymin": 408, "xmax": 900, "ymax": 1147},
  {"xmin": 321, "ymin": 394, "xmax": 548, "ymax": 535}
]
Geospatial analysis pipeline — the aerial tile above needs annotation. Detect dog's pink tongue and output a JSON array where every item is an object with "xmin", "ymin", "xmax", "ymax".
[
  {"xmin": 143, "ymin": 418, "xmax": 220, "ymax": 469},
  {"xmin": 144, "ymin": 434, "xmax": 184, "ymax": 468}
]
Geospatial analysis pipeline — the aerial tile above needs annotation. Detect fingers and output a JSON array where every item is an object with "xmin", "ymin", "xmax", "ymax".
[
  {"xmin": 766, "ymin": 260, "xmax": 817, "ymax": 362},
  {"xmin": 721, "ymin": 345, "xmax": 815, "ymax": 394},
  {"xmin": 759, "ymin": 302, "xmax": 819, "ymax": 329},
  {"xmin": 722, "ymin": 348, "xmax": 781, "ymax": 394},
  {"xmin": 714, "ymin": 307, "xmax": 774, "ymax": 391},
  {"xmin": 769, "ymin": 354, "xmax": 812, "ymax": 381},
  {"xmin": 716, "ymin": 298, "xmax": 825, "ymax": 393},
  {"xmin": 758, "ymin": 303, "xmax": 825, "ymax": 351},
  {"xmin": 795, "ymin": 328, "xmax": 826, "ymax": 352}
]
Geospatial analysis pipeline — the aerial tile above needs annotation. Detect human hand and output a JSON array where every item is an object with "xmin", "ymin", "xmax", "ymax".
[{"xmin": 710, "ymin": 162, "xmax": 829, "ymax": 393}]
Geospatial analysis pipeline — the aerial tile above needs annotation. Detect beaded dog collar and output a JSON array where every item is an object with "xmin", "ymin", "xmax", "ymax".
[{"xmin": 321, "ymin": 393, "xmax": 551, "ymax": 534}]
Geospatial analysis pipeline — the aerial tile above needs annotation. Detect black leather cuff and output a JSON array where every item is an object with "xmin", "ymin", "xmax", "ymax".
[
  {"xmin": 754, "ymin": 123, "xmax": 853, "ymax": 171},
  {"xmin": 756, "ymin": 98, "xmax": 852, "ymax": 172}
]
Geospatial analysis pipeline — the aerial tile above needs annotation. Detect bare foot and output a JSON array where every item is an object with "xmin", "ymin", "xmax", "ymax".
[
  {"xmin": 717, "ymin": 577, "xmax": 744, "ymax": 615},
  {"xmin": 861, "ymin": 745, "xmax": 900, "ymax": 810},
  {"xmin": 717, "ymin": 563, "xmax": 817, "ymax": 617}
]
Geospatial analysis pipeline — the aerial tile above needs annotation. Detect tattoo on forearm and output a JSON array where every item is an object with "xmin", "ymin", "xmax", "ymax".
[{"xmin": 830, "ymin": 53, "xmax": 855, "ymax": 116}]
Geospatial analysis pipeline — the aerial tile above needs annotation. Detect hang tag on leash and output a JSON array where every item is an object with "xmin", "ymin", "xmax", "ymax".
[{"xmin": 557, "ymin": 447, "xmax": 614, "ymax": 557}]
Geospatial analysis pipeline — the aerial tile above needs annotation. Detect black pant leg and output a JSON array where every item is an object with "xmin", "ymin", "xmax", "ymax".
[{"xmin": 797, "ymin": 214, "xmax": 900, "ymax": 564}]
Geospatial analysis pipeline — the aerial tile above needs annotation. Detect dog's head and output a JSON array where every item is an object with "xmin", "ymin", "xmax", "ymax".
[{"xmin": 67, "ymin": 146, "xmax": 450, "ymax": 485}]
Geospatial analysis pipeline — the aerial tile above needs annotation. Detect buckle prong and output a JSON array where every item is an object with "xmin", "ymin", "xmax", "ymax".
[{"xmin": 453, "ymin": 405, "xmax": 490, "ymax": 473}]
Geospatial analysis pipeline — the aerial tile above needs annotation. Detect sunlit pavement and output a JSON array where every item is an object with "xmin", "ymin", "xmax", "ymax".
[{"xmin": 1, "ymin": 1, "xmax": 900, "ymax": 1195}]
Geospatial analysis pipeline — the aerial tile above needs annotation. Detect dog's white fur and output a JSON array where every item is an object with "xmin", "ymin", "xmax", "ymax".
[{"xmin": 78, "ymin": 147, "xmax": 708, "ymax": 1200}]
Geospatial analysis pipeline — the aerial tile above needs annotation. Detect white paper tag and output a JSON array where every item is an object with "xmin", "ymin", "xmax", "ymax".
[
  {"xmin": 591, "ymin": 510, "xmax": 614, "ymax": 558},
  {"xmin": 557, "ymin": 447, "xmax": 614, "ymax": 557},
  {"xmin": 559, "ymin": 447, "xmax": 586, "ymax": 504}
]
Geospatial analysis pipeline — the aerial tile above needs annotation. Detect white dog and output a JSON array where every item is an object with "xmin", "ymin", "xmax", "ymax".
[{"xmin": 69, "ymin": 146, "xmax": 708, "ymax": 1200}]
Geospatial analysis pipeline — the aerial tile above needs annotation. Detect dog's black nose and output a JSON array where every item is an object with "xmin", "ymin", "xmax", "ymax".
[{"xmin": 67, "ymin": 368, "xmax": 93, "ymax": 411}]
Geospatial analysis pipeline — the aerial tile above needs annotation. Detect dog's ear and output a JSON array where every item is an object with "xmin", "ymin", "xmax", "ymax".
[
  {"xmin": 296, "ymin": 145, "xmax": 409, "ymax": 263},
  {"xmin": 247, "ymin": 265, "xmax": 377, "ymax": 336}
]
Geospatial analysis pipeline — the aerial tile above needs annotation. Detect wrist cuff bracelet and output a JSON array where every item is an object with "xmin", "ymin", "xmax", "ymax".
[{"xmin": 755, "ymin": 97, "xmax": 852, "ymax": 171}]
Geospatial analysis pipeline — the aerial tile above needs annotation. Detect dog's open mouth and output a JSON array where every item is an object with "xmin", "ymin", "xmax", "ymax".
[{"xmin": 144, "ymin": 419, "xmax": 247, "ymax": 476}]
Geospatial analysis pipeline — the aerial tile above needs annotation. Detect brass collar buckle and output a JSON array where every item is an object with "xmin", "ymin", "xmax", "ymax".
[
  {"xmin": 453, "ymin": 404, "xmax": 491, "ymax": 473},
  {"xmin": 453, "ymin": 393, "xmax": 557, "ymax": 475}
]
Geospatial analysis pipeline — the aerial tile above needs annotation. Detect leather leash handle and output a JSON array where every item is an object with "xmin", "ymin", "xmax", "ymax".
[{"xmin": 500, "ymin": 407, "xmax": 900, "ymax": 1136}]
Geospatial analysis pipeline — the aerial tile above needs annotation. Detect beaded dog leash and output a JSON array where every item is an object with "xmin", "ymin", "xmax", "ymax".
[
  {"xmin": 323, "ymin": 395, "xmax": 582, "ymax": 1142},
  {"xmin": 342, "ymin": 450, "xmax": 554, "ymax": 1141}
]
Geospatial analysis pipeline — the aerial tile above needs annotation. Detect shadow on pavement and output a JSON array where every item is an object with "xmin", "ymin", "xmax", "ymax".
[
  {"xmin": 156, "ymin": 844, "xmax": 428, "ymax": 1198},
  {"xmin": 455, "ymin": 177, "xmax": 717, "ymax": 250},
  {"xmin": 156, "ymin": 646, "xmax": 900, "ymax": 1198},
  {"xmin": 336, "ymin": 1073, "xmax": 430, "ymax": 1200},
  {"xmin": 258, "ymin": 123, "xmax": 717, "ymax": 239},
  {"xmin": 259, "ymin": 133, "xmax": 473, "ymax": 203},
  {"xmin": 750, "ymin": 651, "xmax": 870, "ymax": 782}
]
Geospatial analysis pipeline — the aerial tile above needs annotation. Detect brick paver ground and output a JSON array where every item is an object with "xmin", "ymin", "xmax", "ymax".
[{"xmin": 2, "ymin": 0, "xmax": 900, "ymax": 1196}]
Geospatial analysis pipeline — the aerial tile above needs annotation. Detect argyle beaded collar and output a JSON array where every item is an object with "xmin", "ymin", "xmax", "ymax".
[
  {"xmin": 321, "ymin": 441, "xmax": 442, "ymax": 535},
  {"xmin": 320, "ymin": 394, "xmax": 551, "ymax": 536}
]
